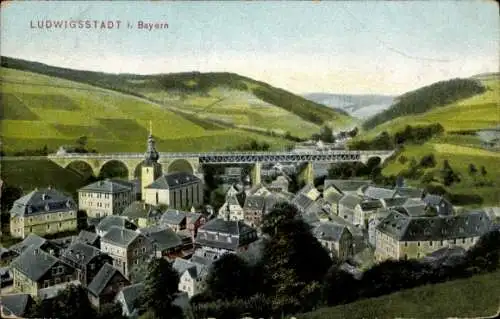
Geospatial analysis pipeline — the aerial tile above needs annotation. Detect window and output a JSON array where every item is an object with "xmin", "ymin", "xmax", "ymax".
[
  {"xmin": 453, "ymin": 239, "xmax": 457, "ymax": 245},
  {"xmin": 142, "ymin": 247, "xmax": 146, "ymax": 253},
  {"xmin": 404, "ymin": 242, "xmax": 408, "ymax": 247},
  {"xmin": 462, "ymin": 238, "xmax": 466, "ymax": 244},
  {"xmin": 134, "ymin": 248, "xmax": 139, "ymax": 255},
  {"xmin": 134, "ymin": 259, "xmax": 139, "ymax": 265},
  {"xmin": 430, "ymin": 241, "xmax": 433, "ymax": 246},
  {"xmin": 55, "ymin": 277, "xmax": 61, "ymax": 284},
  {"xmin": 43, "ymin": 280, "xmax": 50, "ymax": 288}
]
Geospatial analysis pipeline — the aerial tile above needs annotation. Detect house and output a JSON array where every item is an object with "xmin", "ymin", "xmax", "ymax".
[
  {"xmin": 323, "ymin": 188, "xmax": 344, "ymax": 216},
  {"xmin": 173, "ymin": 258, "xmax": 209, "ymax": 298},
  {"xmin": 301, "ymin": 200, "xmax": 327, "ymax": 228},
  {"xmin": 143, "ymin": 172, "xmax": 204, "ymax": 210},
  {"xmin": 243, "ymin": 195, "xmax": 266, "ymax": 227},
  {"xmin": 223, "ymin": 183, "xmax": 245, "ymax": 200},
  {"xmin": 297, "ymin": 184, "xmax": 321, "ymax": 201},
  {"xmin": 9, "ymin": 233, "xmax": 61, "ymax": 257},
  {"xmin": 109, "ymin": 178, "xmax": 141, "ymax": 200},
  {"xmin": 121, "ymin": 201, "xmax": 162, "ymax": 228},
  {"xmin": 338, "ymin": 194, "xmax": 363, "ymax": 224},
  {"xmin": 291, "ymin": 193, "xmax": 315, "ymax": 213},
  {"xmin": 138, "ymin": 226, "xmax": 191, "ymax": 259},
  {"xmin": 367, "ymin": 209, "xmax": 392, "ymax": 247},
  {"xmin": 78, "ymin": 179, "xmax": 135, "ymax": 219},
  {"xmin": 37, "ymin": 280, "xmax": 81, "ymax": 301},
  {"xmin": 10, "ymin": 245, "xmax": 76, "ymax": 296},
  {"xmin": 96, "ymin": 215, "xmax": 138, "ymax": 237},
  {"xmin": 60, "ymin": 242, "xmax": 113, "ymax": 287},
  {"xmin": 219, "ymin": 194, "xmax": 245, "ymax": 221},
  {"xmin": 115, "ymin": 283, "xmax": 145, "ymax": 318},
  {"xmin": 267, "ymin": 175, "xmax": 290, "ymax": 193},
  {"xmin": 394, "ymin": 186, "xmax": 425, "ymax": 199},
  {"xmin": 100, "ymin": 226, "xmax": 153, "ymax": 279},
  {"xmin": 9, "ymin": 187, "xmax": 77, "ymax": 239},
  {"xmin": 245, "ymin": 184, "xmax": 271, "ymax": 197},
  {"xmin": 375, "ymin": 210, "xmax": 492, "ymax": 261},
  {"xmin": 189, "ymin": 248, "xmax": 223, "ymax": 267},
  {"xmin": 323, "ymin": 179, "xmax": 372, "ymax": 196},
  {"xmin": 422, "ymin": 194, "xmax": 454, "ymax": 216},
  {"xmin": 354, "ymin": 200, "xmax": 384, "ymax": 228},
  {"xmin": 73, "ymin": 230, "xmax": 100, "ymax": 248},
  {"xmin": 0, "ymin": 293, "xmax": 34, "ymax": 319},
  {"xmin": 87, "ymin": 263, "xmax": 130, "ymax": 309},
  {"xmin": 362, "ymin": 186, "xmax": 397, "ymax": 200},
  {"xmin": 221, "ymin": 167, "xmax": 243, "ymax": 184},
  {"xmin": 380, "ymin": 197, "xmax": 410, "ymax": 209},
  {"xmin": 195, "ymin": 217, "xmax": 258, "ymax": 254},
  {"xmin": 159, "ymin": 209, "xmax": 206, "ymax": 236},
  {"xmin": 313, "ymin": 222, "xmax": 354, "ymax": 261}
]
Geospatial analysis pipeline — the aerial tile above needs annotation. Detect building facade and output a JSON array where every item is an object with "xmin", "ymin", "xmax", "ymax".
[
  {"xmin": 375, "ymin": 210, "xmax": 491, "ymax": 261},
  {"xmin": 78, "ymin": 179, "xmax": 135, "ymax": 219},
  {"xmin": 9, "ymin": 188, "xmax": 77, "ymax": 239}
]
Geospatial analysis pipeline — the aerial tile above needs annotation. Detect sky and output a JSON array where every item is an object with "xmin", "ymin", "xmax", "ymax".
[{"xmin": 1, "ymin": 1, "xmax": 498, "ymax": 95}]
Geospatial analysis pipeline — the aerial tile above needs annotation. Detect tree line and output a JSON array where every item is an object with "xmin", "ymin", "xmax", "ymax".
[{"xmin": 363, "ymin": 78, "xmax": 486, "ymax": 130}]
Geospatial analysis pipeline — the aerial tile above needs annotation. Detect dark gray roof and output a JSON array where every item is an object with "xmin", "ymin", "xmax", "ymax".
[
  {"xmin": 119, "ymin": 283, "xmax": 144, "ymax": 314},
  {"xmin": 189, "ymin": 249, "xmax": 221, "ymax": 266},
  {"xmin": 78, "ymin": 179, "xmax": 131, "ymax": 194},
  {"xmin": 74, "ymin": 230, "xmax": 99, "ymax": 246},
  {"xmin": 377, "ymin": 210, "xmax": 492, "ymax": 241},
  {"xmin": 1, "ymin": 293, "xmax": 32, "ymax": 317},
  {"xmin": 394, "ymin": 205, "xmax": 428, "ymax": 217},
  {"xmin": 196, "ymin": 219, "xmax": 257, "ymax": 251},
  {"xmin": 383, "ymin": 197, "xmax": 410, "ymax": 208},
  {"xmin": 122, "ymin": 201, "xmax": 162, "ymax": 220},
  {"xmin": 363, "ymin": 186, "xmax": 396, "ymax": 200},
  {"xmin": 423, "ymin": 194, "xmax": 445, "ymax": 206},
  {"xmin": 360, "ymin": 200, "xmax": 384, "ymax": 211},
  {"xmin": 10, "ymin": 245, "xmax": 61, "ymax": 281},
  {"xmin": 291, "ymin": 194, "xmax": 315, "ymax": 211},
  {"xmin": 97, "ymin": 216, "xmax": 137, "ymax": 234},
  {"xmin": 109, "ymin": 178, "xmax": 137, "ymax": 190},
  {"xmin": 313, "ymin": 222, "xmax": 348, "ymax": 242},
  {"xmin": 243, "ymin": 195, "xmax": 266, "ymax": 211},
  {"xmin": 88, "ymin": 263, "xmax": 126, "ymax": 297},
  {"xmin": 394, "ymin": 187, "xmax": 425, "ymax": 199},
  {"xmin": 160, "ymin": 209, "xmax": 188, "ymax": 225},
  {"xmin": 324, "ymin": 179, "xmax": 372, "ymax": 193},
  {"xmin": 339, "ymin": 194, "xmax": 362, "ymax": 209},
  {"xmin": 101, "ymin": 226, "xmax": 141, "ymax": 247},
  {"xmin": 172, "ymin": 258, "xmax": 208, "ymax": 279},
  {"xmin": 323, "ymin": 191, "xmax": 344, "ymax": 204},
  {"xmin": 61, "ymin": 242, "xmax": 103, "ymax": 266},
  {"xmin": 139, "ymin": 226, "xmax": 183, "ymax": 251},
  {"xmin": 10, "ymin": 188, "xmax": 76, "ymax": 217},
  {"xmin": 9, "ymin": 233, "xmax": 47, "ymax": 254},
  {"xmin": 145, "ymin": 172, "xmax": 201, "ymax": 190}
]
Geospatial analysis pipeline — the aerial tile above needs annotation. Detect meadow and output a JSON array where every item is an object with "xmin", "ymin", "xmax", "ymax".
[
  {"xmin": 299, "ymin": 270, "xmax": 500, "ymax": 319},
  {"xmin": 0, "ymin": 67, "xmax": 292, "ymax": 154}
]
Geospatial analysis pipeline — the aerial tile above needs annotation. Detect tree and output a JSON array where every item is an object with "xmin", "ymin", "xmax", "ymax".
[
  {"xmin": 75, "ymin": 136, "xmax": 88, "ymax": 150},
  {"xmin": 480, "ymin": 165, "xmax": 487, "ymax": 176},
  {"xmin": 28, "ymin": 284, "xmax": 97, "ymax": 319},
  {"xmin": 468, "ymin": 163, "xmax": 478, "ymax": 176},
  {"xmin": 260, "ymin": 201, "xmax": 299, "ymax": 236},
  {"xmin": 139, "ymin": 258, "xmax": 183, "ymax": 319},
  {"xmin": 319, "ymin": 126, "xmax": 335, "ymax": 143},
  {"xmin": 96, "ymin": 302, "xmax": 127, "ymax": 319},
  {"xmin": 419, "ymin": 154, "xmax": 436, "ymax": 168},
  {"xmin": 1, "ymin": 184, "xmax": 23, "ymax": 212},
  {"xmin": 209, "ymin": 188, "xmax": 226, "ymax": 212},
  {"xmin": 321, "ymin": 266, "xmax": 359, "ymax": 307},
  {"xmin": 205, "ymin": 254, "xmax": 256, "ymax": 300}
]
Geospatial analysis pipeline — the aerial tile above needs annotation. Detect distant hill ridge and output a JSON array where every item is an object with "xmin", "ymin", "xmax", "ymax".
[
  {"xmin": 1, "ymin": 56, "xmax": 350, "ymax": 127},
  {"xmin": 362, "ymin": 78, "xmax": 487, "ymax": 130}
]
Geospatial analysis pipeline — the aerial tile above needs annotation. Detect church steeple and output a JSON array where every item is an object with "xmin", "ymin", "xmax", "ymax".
[{"xmin": 144, "ymin": 121, "xmax": 159, "ymax": 164}]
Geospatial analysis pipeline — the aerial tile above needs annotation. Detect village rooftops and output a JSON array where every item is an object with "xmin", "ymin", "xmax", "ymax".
[
  {"xmin": 87, "ymin": 263, "xmax": 124, "ymax": 297},
  {"xmin": 323, "ymin": 191, "xmax": 344, "ymax": 205},
  {"xmin": 339, "ymin": 194, "xmax": 363, "ymax": 209},
  {"xmin": 360, "ymin": 200, "xmax": 384, "ymax": 211},
  {"xmin": 160, "ymin": 209, "xmax": 202, "ymax": 226},
  {"xmin": 96, "ymin": 216, "xmax": 137, "ymax": 235},
  {"xmin": 138, "ymin": 226, "xmax": 184, "ymax": 252},
  {"xmin": 313, "ymin": 222, "xmax": 349, "ymax": 242},
  {"xmin": 376, "ymin": 210, "xmax": 492, "ymax": 242},
  {"xmin": 78, "ymin": 179, "xmax": 132, "ymax": 194},
  {"xmin": 145, "ymin": 172, "xmax": 201, "ymax": 190},
  {"xmin": 0, "ymin": 293, "xmax": 33, "ymax": 318},
  {"xmin": 196, "ymin": 219, "xmax": 257, "ymax": 251},
  {"xmin": 243, "ymin": 195, "xmax": 266, "ymax": 211},
  {"xmin": 394, "ymin": 186, "xmax": 425, "ymax": 199},
  {"xmin": 324, "ymin": 179, "xmax": 372, "ymax": 194},
  {"xmin": 9, "ymin": 233, "xmax": 47, "ymax": 254},
  {"xmin": 122, "ymin": 202, "xmax": 161, "ymax": 220},
  {"xmin": 291, "ymin": 193, "xmax": 315, "ymax": 212},
  {"xmin": 9, "ymin": 188, "xmax": 76, "ymax": 218},
  {"xmin": 116, "ymin": 283, "xmax": 145, "ymax": 316},
  {"xmin": 61, "ymin": 242, "xmax": 103, "ymax": 267},
  {"xmin": 10, "ymin": 246, "xmax": 62, "ymax": 282},
  {"xmin": 363, "ymin": 186, "xmax": 397, "ymax": 200},
  {"xmin": 73, "ymin": 230, "xmax": 100, "ymax": 247},
  {"xmin": 101, "ymin": 226, "xmax": 143, "ymax": 247},
  {"xmin": 172, "ymin": 258, "xmax": 208, "ymax": 280}
]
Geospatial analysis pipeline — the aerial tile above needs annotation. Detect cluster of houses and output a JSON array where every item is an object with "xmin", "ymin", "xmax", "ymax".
[{"xmin": 1, "ymin": 133, "xmax": 499, "ymax": 318}]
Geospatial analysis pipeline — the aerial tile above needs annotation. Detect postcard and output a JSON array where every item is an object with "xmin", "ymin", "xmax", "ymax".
[{"xmin": 0, "ymin": 1, "xmax": 499, "ymax": 319}]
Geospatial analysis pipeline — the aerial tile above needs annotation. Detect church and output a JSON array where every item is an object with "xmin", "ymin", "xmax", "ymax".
[{"xmin": 140, "ymin": 130, "xmax": 204, "ymax": 210}]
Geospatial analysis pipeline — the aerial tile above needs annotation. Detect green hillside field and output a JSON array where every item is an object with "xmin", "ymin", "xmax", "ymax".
[
  {"xmin": 0, "ymin": 67, "xmax": 294, "ymax": 154},
  {"xmin": 1, "ymin": 57, "xmax": 353, "ymax": 140},
  {"xmin": 353, "ymin": 75, "xmax": 500, "ymax": 206},
  {"xmin": 299, "ymin": 269, "xmax": 500, "ymax": 319}
]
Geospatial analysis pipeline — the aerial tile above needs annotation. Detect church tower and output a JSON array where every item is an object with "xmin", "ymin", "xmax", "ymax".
[{"xmin": 141, "ymin": 122, "xmax": 162, "ymax": 201}]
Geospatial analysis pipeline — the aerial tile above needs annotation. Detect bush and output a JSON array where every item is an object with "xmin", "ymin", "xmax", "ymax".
[
  {"xmin": 398, "ymin": 155, "xmax": 408, "ymax": 164},
  {"xmin": 419, "ymin": 154, "xmax": 437, "ymax": 168}
]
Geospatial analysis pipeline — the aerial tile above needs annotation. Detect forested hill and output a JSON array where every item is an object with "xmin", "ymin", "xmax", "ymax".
[
  {"xmin": 363, "ymin": 78, "xmax": 487, "ymax": 130},
  {"xmin": 1, "ymin": 56, "xmax": 350, "ymax": 127}
]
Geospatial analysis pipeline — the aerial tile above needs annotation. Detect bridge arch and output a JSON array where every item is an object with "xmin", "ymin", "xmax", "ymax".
[
  {"xmin": 167, "ymin": 159, "xmax": 194, "ymax": 174},
  {"xmin": 64, "ymin": 160, "xmax": 97, "ymax": 179},
  {"xmin": 98, "ymin": 160, "xmax": 130, "ymax": 179}
]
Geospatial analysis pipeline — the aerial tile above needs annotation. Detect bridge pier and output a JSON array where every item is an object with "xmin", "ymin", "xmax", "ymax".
[
  {"xmin": 250, "ymin": 162, "xmax": 262, "ymax": 186},
  {"xmin": 298, "ymin": 162, "xmax": 315, "ymax": 186}
]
